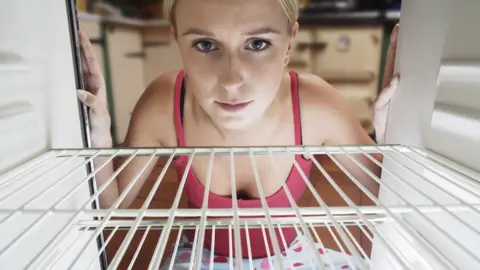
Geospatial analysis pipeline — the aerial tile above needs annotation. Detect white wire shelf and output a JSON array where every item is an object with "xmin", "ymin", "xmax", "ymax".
[{"xmin": 1, "ymin": 145, "xmax": 480, "ymax": 270}]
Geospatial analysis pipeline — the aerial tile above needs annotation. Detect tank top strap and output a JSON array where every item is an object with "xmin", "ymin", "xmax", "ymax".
[
  {"xmin": 289, "ymin": 70, "xmax": 302, "ymax": 146},
  {"xmin": 173, "ymin": 70, "xmax": 186, "ymax": 147}
]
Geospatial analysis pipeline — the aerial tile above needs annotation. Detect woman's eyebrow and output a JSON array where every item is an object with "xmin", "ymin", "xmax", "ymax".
[
  {"xmin": 244, "ymin": 27, "xmax": 281, "ymax": 35},
  {"xmin": 181, "ymin": 28, "xmax": 214, "ymax": 36},
  {"xmin": 181, "ymin": 27, "xmax": 281, "ymax": 37}
]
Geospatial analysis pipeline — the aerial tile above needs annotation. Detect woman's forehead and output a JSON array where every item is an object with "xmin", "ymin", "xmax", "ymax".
[{"xmin": 174, "ymin": 0, "xmax": 288, "ymax": 34}]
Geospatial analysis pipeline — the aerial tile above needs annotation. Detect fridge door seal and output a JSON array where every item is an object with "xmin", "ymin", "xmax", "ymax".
[{"xmin": 65, "ymin": 0, "xmax": 108, "ymax": 268}]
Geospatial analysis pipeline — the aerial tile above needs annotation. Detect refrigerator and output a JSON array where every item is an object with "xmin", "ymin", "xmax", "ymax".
[{"xmin": 0, "ymin": 0, "xmax": 479, "ymax": 269}]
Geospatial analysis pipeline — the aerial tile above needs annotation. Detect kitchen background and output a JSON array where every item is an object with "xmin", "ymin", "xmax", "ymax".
[{"xmin": 75, "ymin": 0, "xmax": 401, "ymax": 268}]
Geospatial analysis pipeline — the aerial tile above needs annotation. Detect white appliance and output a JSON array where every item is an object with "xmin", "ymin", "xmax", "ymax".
[{"xmin": 0, "ymin": 0, "xmax": 479, "ymax": 269}]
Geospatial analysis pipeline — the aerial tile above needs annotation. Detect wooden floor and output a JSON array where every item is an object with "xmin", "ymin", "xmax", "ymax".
[{"xmin": 102, "ymin": 155, "xmax": 375, "ymax": 269}]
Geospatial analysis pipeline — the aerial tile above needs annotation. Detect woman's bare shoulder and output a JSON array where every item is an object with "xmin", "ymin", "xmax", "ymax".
[
  {"xmin": 140, "ymin": 71, "xmax": 180, "ymax": 111},
  {"xmin": 124, "ymin": 70, "xmax": 182, "ymax": 147},
  {"xmin": 297, "ymin": 72, "xmax": 356, "ymax": 114},
  {"xmin": 297, "ymin": 73, "xmax": 341, "ymax": 104},
  {"xmin": 296, "ymin": 72, "xmax": 359, "ymax": 144}
]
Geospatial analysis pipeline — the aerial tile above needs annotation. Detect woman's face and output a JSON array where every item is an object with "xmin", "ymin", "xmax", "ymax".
[{"xmin": 174, "ymin": 0, "xmax": 296, "ymax": 129}]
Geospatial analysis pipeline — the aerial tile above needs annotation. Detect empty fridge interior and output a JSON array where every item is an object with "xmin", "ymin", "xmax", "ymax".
[
  {"xmin": 1, "ymin": 0, "xmax": 480, "ymax": 269},
  {"xmin": 1, "ymin": 146, "xmax": 480, "ymax": 269},
  {"xmin": 0, "ymin": 0, "xmax": 105, "ymax": 269}
]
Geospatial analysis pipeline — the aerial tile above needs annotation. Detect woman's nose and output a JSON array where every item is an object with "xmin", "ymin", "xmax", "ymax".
[{"xmin": 219, "ymin": 55, "xmax": 244, "ymax": 92}]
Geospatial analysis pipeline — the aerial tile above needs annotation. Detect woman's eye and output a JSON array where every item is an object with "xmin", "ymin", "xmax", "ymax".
[
  {"xmin": 194, "ymin": 40, "xmax": 217, "ymax": 52},
  {"xmin": 246, "ymin": 40, "xmax": 270, "ymax": 51}
]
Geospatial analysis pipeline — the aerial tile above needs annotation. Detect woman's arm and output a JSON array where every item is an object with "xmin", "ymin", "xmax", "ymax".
[
  {"xmin": 321, "ymin": 95, "xmax": 383, "ymax": 198},
  {"xmin": 81, "ymin": 79, "xmax": 171, "ymax": 208},
  {"xmin": 305, "ymin": 24, "xmax": 400, "ymax": 197},
  {"xmin": 93, "ymin": 85, "xmax": 166, "ymax": 209},
  {"xmin": 77, "ymin": 31, "xmax": 172, "ymax": 209},
  {"xmin": 299, "ymin": 73, "xmax": 383, "ymax": 197}
]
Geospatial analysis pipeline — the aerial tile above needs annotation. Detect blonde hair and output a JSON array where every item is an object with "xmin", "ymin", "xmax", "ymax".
[{"xmin": 163, "ymin": 0, "xmax": 299, "ymax": 30}]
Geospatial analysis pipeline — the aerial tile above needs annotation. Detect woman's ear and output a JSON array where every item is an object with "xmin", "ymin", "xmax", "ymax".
[{"xmin": 284, "ymin": 22, "xmax": 299, "ymax": 67}]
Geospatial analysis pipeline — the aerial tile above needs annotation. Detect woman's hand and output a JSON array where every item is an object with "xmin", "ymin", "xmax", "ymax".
[
  {"xmin": 77, "ymin": 30, "xmax": 113, "ymax": 147},
  {"xmin": 373, "ymin": 23, "xmax": 399, "ymax": 144}
]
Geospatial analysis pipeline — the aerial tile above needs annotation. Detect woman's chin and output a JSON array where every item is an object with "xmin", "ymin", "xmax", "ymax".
[
  {"xmin": 206, "ymin": 104, "xmax": 266, "ymax": 131},
  {"xmin": 213, "ymin": 114, "xmax": 258, "ymax": 130},
  {"xmin": 217, "ymin": 118, "xmax": 253, "ymax": 130}
]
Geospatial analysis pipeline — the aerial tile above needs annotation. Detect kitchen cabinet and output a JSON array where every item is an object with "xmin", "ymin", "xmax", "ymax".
[
  {"xmin": 314, "ymin": 26, "xmax": 383, "ymax": 132},
  {"xmin": 288, "ymin": 26, "xmax": 384, "ymax": 133},
  {"xmin": 142, "ymin": 26, "xmax": 183, "ymax": 85},
  {"xmin": 289, "ymin": 29, "xmax": 314, "ymax": 74},
  {"xmin": 313, "ymin": 27, "xmax": 382, "ymax": 81},
  {"xmin": 104, "ymin": 24, "xmax": 146, "ymax": 143},
  {"xmin": 97, "ymin": 20, "xmax": 183, "ymax": 144}
]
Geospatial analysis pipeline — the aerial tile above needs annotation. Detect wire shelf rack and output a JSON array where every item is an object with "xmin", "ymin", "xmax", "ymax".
[{"xmin": 0, "ymin": 145, "xmax": 480, "ymax": 270}]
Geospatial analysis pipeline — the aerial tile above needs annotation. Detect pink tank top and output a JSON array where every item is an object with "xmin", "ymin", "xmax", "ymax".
[{"xmin": 173, "ymin": 70, "xmax": 313, "ymax": 259}]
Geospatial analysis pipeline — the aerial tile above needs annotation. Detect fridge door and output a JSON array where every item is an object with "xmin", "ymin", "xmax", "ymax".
[
  {"xmin": 0, "ymin": 0, "xmax": 105, "ymax": 269},
  {"xmin": 371, "ymin": 1, "xmax": 480, "ymax": 269}
]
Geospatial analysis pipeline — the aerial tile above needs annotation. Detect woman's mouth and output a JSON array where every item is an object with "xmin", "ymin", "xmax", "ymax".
[{"xmin": 215, "ymin": 101, "xmax": 253, "ymax": 112}]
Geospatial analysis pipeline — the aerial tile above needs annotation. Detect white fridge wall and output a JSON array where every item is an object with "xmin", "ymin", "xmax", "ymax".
[
  {"xmin": 0, "ymin": 1, "xmax": 101, "ymax": 269},
  {"xmin": 386, "ymin": 0, "xmax": 480, "ymax": 173},
  {"xmin": 425, "ymin": 2, "xmax": 480, "ymax": 174},
  {"xmin": 371, "ymin": 0, "xmax": 480, "ymax": 269}
]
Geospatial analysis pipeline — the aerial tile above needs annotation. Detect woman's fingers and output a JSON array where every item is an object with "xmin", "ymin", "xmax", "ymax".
[
  {"xmin": 77, "ymin": 89, "xmax": 112, "ymax": 146},
  {"xmin": 77, "ymin": 89, "xmax": 107, "ymax": 115},
  {"xmin": 374, "ymin": 23, "xmax": 400, "ymax": 145},
  {"xmin": 381, "ymin": 23, "xmax": 399, "ymax": 89},
  {"xmin": 374, "ymin": 74, "xmax": 399, "ymax": 110},
  {"xmin": 79, "ymin": 30, "xmax": 106, "ymax": 101},
  {"xmin": 79, "ymin": 30, "xmax": 103, "ymax": 81},
  {"xmin": 374, "ymin": 24, "xmax": 400, "ymax": 111},
  {"xmin": 77, "ymin": 32, "xmax": 112, "ymax": 146}
]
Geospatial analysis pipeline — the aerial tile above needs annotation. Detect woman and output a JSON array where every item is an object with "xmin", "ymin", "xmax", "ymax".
[{"xmin": 78, "ymin": 0, "xmax": 399, "ymax": 268}]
